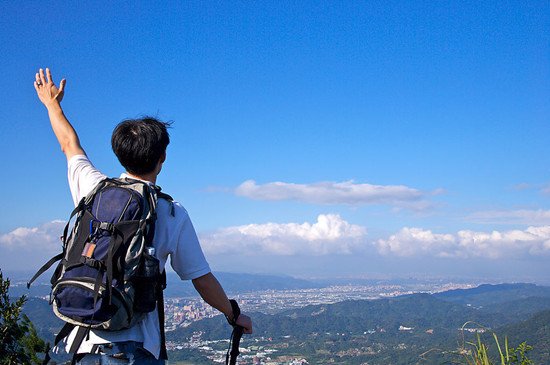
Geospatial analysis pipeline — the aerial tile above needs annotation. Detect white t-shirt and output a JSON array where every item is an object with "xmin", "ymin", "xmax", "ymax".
[{"xmin": 62, "ymin": 155, "xmax": 211, "ymax": 359}]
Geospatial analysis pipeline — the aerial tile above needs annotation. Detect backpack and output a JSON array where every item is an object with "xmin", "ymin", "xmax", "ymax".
[{"xmin": 28, "ymin": 177, "xmax": 173, "ymax": 362}]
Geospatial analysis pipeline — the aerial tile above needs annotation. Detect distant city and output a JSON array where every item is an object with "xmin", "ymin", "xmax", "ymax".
[
  {"xmin": 163, "ymin": 280, "xmax": 478, "ymax": 364},
  {"xmin": 165, "ymin": 281, "xmax": 476, "ymax": 329}
]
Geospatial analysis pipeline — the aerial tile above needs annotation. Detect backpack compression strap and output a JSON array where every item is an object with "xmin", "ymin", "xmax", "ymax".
[
  {"xmin": 40, "ymin": 322, "xmax": 83, "ymax": 365},
  {"xmin": 27, "ymin": 252, "xmax": 63, "ymax": 289}
]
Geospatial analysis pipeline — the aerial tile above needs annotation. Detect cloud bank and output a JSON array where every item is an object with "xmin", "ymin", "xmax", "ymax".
[
  {"xmin": 3, "ymin": 218, "xmax": 550, "ymax": 272},
  {"xmin": 203, "ymin": 216, "xmax": 550, "ymax": 260},
  {"xmin": 200, "ymin": 214, "xmax": 367, "ymax": 256},
  {"xmin": 235, "ymin": 180, "xmax": 434, "ymax": 210},
  {"xmin": 0, "ymin": 220, "xmax": 65, "ymax": 251},
  {"xmin": 0, "ymin": 220, "xmax": 66, "ymax": 270},
  {"xmin": 376, "ymin": 226, "xmax": 550, "ymax": 259}
]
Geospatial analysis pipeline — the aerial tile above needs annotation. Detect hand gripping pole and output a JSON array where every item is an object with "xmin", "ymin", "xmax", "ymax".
[{"xmin": 225, "ymin": 299, "xmax": 244, "ymax": 364}]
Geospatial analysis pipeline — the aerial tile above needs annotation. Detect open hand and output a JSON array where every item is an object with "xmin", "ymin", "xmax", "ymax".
[{"xmin": 34, "ymin": 68, "xmax": 66, "ymax": 108}]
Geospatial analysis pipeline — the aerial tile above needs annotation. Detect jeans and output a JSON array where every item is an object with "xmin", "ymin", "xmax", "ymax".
[{"xmin": 76, "ymin": 341, "xmax": 165, "ymax": 364}]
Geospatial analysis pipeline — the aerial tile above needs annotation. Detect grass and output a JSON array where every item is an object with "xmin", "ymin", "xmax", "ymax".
[{"xmin": 459, "ymin": 322, "xmax": 533, "ymax": 365}]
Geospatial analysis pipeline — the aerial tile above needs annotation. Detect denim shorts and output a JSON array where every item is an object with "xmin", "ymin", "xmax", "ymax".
[{"xmin": 76, "ymin": 341, "xmax": 165, "ymax": 364}]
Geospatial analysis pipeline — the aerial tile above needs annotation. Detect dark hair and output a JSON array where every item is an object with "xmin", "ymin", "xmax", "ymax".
[{"xmin": 111, "ymin": 117, "xmax": 171, "ymax": 175}]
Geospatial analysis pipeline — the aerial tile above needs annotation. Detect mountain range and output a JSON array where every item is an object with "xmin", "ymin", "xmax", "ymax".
[
  {"xmin": 20, "ymin": 279, "xmax": 550, "ymax": 364},
  {"xmin": 166, "ymin": 282, "xmax": 550, "ymax": 364}
]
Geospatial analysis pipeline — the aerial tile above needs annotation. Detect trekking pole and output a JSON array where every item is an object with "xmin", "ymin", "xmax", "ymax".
[
  {"xmin": 228, "ymin": 325, "xmax": 244, "ymax": 365},
  {"xmin": 225, "ymin": 299, "xmax": 244, "ymax": 365}
]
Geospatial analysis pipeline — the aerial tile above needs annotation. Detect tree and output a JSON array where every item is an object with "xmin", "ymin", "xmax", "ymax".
[{"xmin": 0, "ymin": 269, "xmax": 48, "ymax": 364}]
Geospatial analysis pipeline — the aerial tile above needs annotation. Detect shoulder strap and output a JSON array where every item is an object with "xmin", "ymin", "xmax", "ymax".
[
  {"xmin": 152, "ymin": 185, "xmax": 175, "ymax": 217},
  {"xmin": 68, "ymin": 326, "xmax": 89, "ymax": 365},
  {"xmin": 41, "ymin": 322, "xmax": 78, "ymax": 365},
  {"xmin": 27, "ymin": 253, "xmax": 63, "ymax": 289}
]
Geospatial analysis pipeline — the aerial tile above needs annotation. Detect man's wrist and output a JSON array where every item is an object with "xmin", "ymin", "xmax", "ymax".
[
  {"xmin": 225, "ymin": 299, "xmax": 241, "ymax": 326},
  {"xmin": 45, "ymin": 100, "xmax": 62, "ymax": 112}
]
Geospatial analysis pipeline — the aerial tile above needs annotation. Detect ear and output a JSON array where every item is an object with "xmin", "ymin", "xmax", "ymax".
[{"xmin": 160, "ymin": 152, "xmax": 166, "ymax": 164}]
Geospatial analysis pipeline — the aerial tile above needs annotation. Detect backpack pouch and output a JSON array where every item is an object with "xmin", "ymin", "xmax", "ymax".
[{"xmin": 52, "ymin": 278, "xmax": 133, "ymax": 330}]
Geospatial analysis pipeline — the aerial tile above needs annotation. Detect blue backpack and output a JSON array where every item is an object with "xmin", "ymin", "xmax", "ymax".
[{"xmin": 28, "ymin": 177, "xmax": 173, "ymax": 362}]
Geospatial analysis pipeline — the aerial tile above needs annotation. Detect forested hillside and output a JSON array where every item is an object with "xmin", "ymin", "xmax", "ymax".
[{"xmin": 23, "ymin": 283, "xmax": 550, "ymax": 364}]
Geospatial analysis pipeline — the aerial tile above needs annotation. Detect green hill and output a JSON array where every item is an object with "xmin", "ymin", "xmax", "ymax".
[
  {"xmin": 435, "ymin": 283, "xmax": 550, "ymax": 307},
  {"xmin": 477, "ymin": 296, "xmax": 550, "ymax": 322},
  {"xmin": 496, "ymin": 309, "xmax": 550, "ymax": 363},
  {"xmin": 21, "ymin": 282, "xmax": 550, "ymax": 364},
  {"xmin": 170, "ymin": 292, "xmax": 541, "ymax": 342},
  {"xmin": 167, "ymin": 286, "xmax": 550, "ymax": 364},
  {"xmin": 22, "ymin": 297, "xmax": 62, "ymax": 340}
]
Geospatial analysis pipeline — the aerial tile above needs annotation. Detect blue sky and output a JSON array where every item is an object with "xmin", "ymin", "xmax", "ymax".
[{"xmin": 1, "ymin": 1, "xmax": 549, "ymax": 282}]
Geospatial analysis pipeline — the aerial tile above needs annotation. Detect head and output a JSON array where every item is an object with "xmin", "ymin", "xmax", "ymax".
[{"xmin": 111, "ymin": 117, "xmax": 171, "ymax": 176}]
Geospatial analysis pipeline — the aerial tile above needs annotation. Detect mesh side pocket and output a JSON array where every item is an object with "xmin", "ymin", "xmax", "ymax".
[{"xmin": 132, "ymin": 252, "xmax": 160, "ymax": 313}]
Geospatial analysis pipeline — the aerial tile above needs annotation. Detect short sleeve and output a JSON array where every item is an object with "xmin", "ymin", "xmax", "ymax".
[
  {"xmin": 169, "ymin": 206, "xmax": 211, "ymax": 280},
  {"xmin": 67, "ymin": 155, "xmax": 107, "ymax": 206}
]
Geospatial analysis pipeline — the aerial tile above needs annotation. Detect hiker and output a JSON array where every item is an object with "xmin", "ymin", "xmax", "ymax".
[{"xmin": 33, "ymin": 68, "xmax": 252, "ymax": 364}]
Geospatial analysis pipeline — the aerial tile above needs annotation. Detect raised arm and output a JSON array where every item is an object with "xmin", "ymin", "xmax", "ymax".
[{"xmin": 34, "ymin": 68, "xmax": 85, "ymax": 159}]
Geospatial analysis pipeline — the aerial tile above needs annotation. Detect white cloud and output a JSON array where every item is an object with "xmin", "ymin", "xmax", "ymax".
[
  {"xmin": 0, "ymin": 220, "xmax": 65, "ymax": 251},
  {"xmin": 376, "ymin": 228, "xmax": 457, "ymax": 258},
  {"xmin": 468, "ymin": 209, "xmax": 550, "ymax": 225},
  {"xmin": 7, "ymin": 217, "xmax": 549, "ymax": 273},
  {"xmin": 376, "ymin": 226, "xmax": 550, "ymax": 259},
  {"xmin": 235, "ymin": 180, "xmax": 435, "ymax": 210},
  {"xmin": 0, "ymin": 220, "xmax": 66, "ymax": 270},
  {"xmin": 200, "ymin": 214, "xmax": 368, "ymax": 256}
]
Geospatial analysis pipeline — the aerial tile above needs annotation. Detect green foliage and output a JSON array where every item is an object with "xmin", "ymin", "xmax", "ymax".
[
  {"xmin": 167, "ymin": 348, "xmax": 211, "ymax": 364},
  {"xmin": 508, "ymin": 342, "xmax": 534, "ymax": 365},
  {"xmin": 0, "ymin": 270, "xmax": 48, "ymax": 365},
  {"xmin": 460, "ymin": 330, "xmax": 533, "ymax": 365},
  {"xmin": 496, "ymin": 309, "xmax": 550, "ymax": 362}
]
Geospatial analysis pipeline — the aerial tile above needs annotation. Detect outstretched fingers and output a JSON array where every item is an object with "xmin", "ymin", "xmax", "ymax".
[
  {"xmin": 46, "ymin": 68, "xmax": 53, "ymax": 84},
  {"xmin": 39, "ymin": 68, "xmax": 46, "ymax": 85},
  {"xmin": 34, "ymin": 72, "xmax": 41, "ymax": 91},
  {"xmin": 59, "ymin": 78, "xmax": 66, "ymax": 93}
]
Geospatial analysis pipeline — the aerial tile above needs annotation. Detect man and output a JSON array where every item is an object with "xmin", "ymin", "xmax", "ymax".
[{"xmin": 34, "ymin": 68, "xmax": 252, "ymax": 364}]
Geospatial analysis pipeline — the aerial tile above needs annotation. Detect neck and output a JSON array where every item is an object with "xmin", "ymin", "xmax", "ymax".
[{"xmin": 127, "ymin": 172, "xmax": 157, "ymax": 185}]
